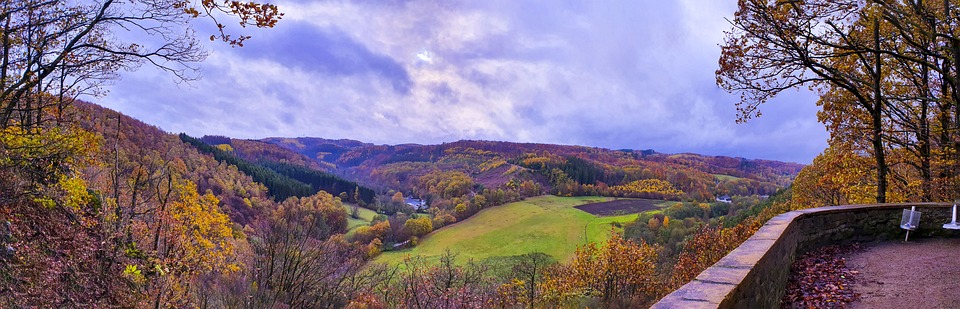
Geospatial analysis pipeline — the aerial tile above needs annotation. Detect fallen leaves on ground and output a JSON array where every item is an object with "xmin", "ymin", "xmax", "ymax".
[{"xmin": 782, "ymin": 244, "xmax": 863, "ymax": 308}]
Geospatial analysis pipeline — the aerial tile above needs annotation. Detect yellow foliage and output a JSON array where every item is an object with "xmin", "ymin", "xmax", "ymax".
[
  {"xmin": 443, "ymin": 146, "xmax": 495, "ymax": 157},
  {"xmin": 417, "ymin": 170, "xmax": 474, "ymax": 199},
  {"xmin": 519, "ymin": 155, "xmax": 555, "ymax": 167},
  {"xmin": 496, "ymin": 278, "xmax": 529, "ymax": 307},
  {"xmin": 1, "ymin": 125, "xmax": 99, "ymax": 207},
  {"xmin": 366, "ymin": 238, "xmax": 382, "ymax": 258},
  {"xmin": 123, "ymin": 265, "xmax": 146, "ymax": 285},
  {"xmin": 479, "ymin": 159, "xmax": 507, "ymax": 172},
  {"xmin": 279, "ymin": 191, "xmax": 348, "ymax": 234},
  {"xmin": 502, "ymin": 164, "xmax": 521, "ymax": 176},
  {"xmin": 540, "ymin": 233, "xmax": 660, "ymax": 305},
  {"xmin": 166, "ymin": 179, "xmax": 237, "ymax": 274},
  {"xmin": 0, "ymin": 125, "xmax": 99, "ymax": 170},
  {"xmin": 793, "ymin": 143, "xmax": 876, "ymax": 209},
  {"xmin": 215, "ymin": 143, "xmax": 234, "ymax": 153},
  {"xmin": 58, "ymin": 175, "xmax": 92, "ymax": 211},
  {"xmin": 404, "ymin": 216, "xmax": 433, "ymax": 237},
  {"xmin": 610, "ymin": 179, "xmax": 683, "ymax": 198},
  {"xmin": 353, "ymin": 220, "xmax": 391, "ymax": 244}
]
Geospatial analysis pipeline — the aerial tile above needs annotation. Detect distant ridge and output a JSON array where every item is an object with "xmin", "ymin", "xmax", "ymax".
[{"xmin": 261, "ymin": 137, "xmax": 803, "ymax": 203}]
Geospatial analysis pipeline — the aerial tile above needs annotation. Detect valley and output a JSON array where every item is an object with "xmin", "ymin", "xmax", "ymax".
[
  {"xmin": 375, "ymin": 196, "xmax": 669, "ymax": 266},
  {"xmin": 8, "ymin": 0, "xmax": 960, "ymax": 306},
  {"xmin": 0, "ymin": 101, "xmax": 802, "ymax": 307}
]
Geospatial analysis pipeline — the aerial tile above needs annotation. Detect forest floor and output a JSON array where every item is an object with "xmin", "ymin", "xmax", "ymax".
[{"xmin": 783, "ymin": 238, "xmax": 960, "ymax": 309}]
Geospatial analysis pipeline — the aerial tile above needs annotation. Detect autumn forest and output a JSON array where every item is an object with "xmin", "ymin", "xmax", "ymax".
[{"xmin": 4, "ymin": 0, "xmax": 960, "ymax": 308}]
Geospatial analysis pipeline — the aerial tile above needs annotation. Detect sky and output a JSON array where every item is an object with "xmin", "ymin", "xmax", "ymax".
[{"xmin": 98, "ymin": 0, "xmax": 828, "ymax": 164}]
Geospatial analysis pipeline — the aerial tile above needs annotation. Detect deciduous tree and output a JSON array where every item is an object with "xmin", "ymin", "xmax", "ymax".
[
  {"xmin": 719, "ymin": 0, "xmax": 890, "ymax": 202},
  {"xmin": 0, "ymin": 0, "xmax": 282, "ymax": 128},
  {"xmin": 404, "ymin": 216, "xmax": 433, "ymax": 237},
  {"xmin": 540, "ymin": 233, "xmax": 661, "ymax": 307}
]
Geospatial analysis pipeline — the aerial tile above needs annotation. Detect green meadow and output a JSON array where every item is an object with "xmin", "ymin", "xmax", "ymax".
[
  {"xmin": 344, "ymin": 204, "xmax": 378, "ymax": 233},
  {"xmin": 374, "ymin": 195, "xmax": 658, "ymax": 266},
  {"xmin": 712, "ymin": 174, "xmax": 742, "ymax": 181}
]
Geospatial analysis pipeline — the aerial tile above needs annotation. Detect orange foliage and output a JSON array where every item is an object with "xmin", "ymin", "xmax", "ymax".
[
  {"xmin": 279, "ymin": 191, "xmax": 348, "ymax": 236},
  {"xmin": 793, "ymin": 142, "xmax": 876, "ymax": 209},
  {"xmin": 669, "ymin": 197, "xmax": 791, "ymax": 289},
  {"xmin": 610, "ymin": 179, "xmax": 683, "ymax": 199},
  {"xmin": 417, "ymin": 170, "xmax": 474, "ymax": 199},
  {"xmin": 540, "ymin": 233, "xmax": 662, "ymax": 307}
]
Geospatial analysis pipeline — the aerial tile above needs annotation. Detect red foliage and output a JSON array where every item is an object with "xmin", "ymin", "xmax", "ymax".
[{"xmin": 0, "ymin": 199, "xmax": 132, "ymax": 306}]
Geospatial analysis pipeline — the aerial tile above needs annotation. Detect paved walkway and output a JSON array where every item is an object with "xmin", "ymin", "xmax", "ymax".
[{"xmin": 849, "ymin": 238, "xmax": 960, "ymax": 309}]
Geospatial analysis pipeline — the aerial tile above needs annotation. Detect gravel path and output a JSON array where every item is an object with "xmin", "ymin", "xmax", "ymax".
[{"xmin": 848, "ymin": 238, "xmax": 960, "ymax": 309}]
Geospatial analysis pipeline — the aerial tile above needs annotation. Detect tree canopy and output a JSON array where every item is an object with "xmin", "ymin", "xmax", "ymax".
[
  {"xmin": 1, "ymin": 0, "xmax": 282, "ymax": 129},
  {"xmin": 721, "ymin": 0, "xmax": 960, "ymax": 203}
]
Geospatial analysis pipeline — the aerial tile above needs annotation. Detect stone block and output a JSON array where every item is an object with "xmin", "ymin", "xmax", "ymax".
[
  {"xmin": 650, "ymin": 298, "xmax": 717, "ymax": 309},
  {"xmin": 695, "ymin": 265, "xmax": 751, "ymax": 285},
  {"xmin": 667, "ymin": 280, "xmax": 735, "ymax": 305},
  {"xmin": 713, "ymin": 239, "xmax": 775, "ymax": 269}
]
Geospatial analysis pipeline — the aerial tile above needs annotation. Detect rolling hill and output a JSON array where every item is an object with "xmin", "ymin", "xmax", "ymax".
[
  {"xmin": 259, "ymin": 137, "xmax": 803, "ymax": 204},
  {"xmin": 1, "ymin": 100, "xmax": 805, "ymax": 307}
]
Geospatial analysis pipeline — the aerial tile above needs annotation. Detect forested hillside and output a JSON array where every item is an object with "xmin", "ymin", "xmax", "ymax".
[
  {"xmin": 182, "ymin": 134, "xmax": 376, "ymax": 204},
  {"xmin": 74, "ymin": 102, "xmax": 278, "ymax": 227},
  {"xmin": 3, "ymin": 96, "xmax": 421, "ymax": 306},
  {"xmin": 1, "ymin": 87, "xmax": 808, "ymax": 309},
  {"xmin": 13, "ymin": 0, "xmax": 960, "ymax": 307},
  {"xmin": 262, "ymin": 137, "xmax": 801, "ymax": 212},
  {"xmin": 0, "ymin": 98, "xmax": 795, "ymax": 307},
  {"xmin": 0, "ymin": 0, "xmax": 808, "ymax": 306},
  {"xmin": 201, "ymin": 135, "xmax": 327, "ymax": 171}
]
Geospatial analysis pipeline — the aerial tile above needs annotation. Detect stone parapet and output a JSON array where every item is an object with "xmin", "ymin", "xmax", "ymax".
[{"xmin": 652, "ymin": 203, "xmax": 958, "ymax": 308}]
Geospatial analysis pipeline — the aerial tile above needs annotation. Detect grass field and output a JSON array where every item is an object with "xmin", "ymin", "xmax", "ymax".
[
  {"xmin": 344, "ymin": 204, "xmax": 378, "ymax": 231},
  {"xmin": 374, "ymin": 196, "xmax": 660, "ymax": 266},
  {"xmin": 575, "ymin": 198, "xmax": 672, "ymax": 216},
  {"xmin": 713, "ymin": 174, "xmax": 742, "ymax": 181}
]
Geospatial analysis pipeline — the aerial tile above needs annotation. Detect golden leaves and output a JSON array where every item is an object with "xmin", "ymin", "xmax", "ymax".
[
  {"xmin": 403, "ymin": 216, "xmax": 433, "ymax": 237},
  {"xmin": 793, "ymin": 142, "xmax": 876, "ymax": 208},
  {"xmin": 166, "ymin": 179, "xmax": 236, "ymax": 274},
  {"xmin": 540, "ymin": 233, "xmax": 661, "ymax": 305},
  {"xmin": 610, "ymin": 179, "xmax": 684, "ymax": 199}
]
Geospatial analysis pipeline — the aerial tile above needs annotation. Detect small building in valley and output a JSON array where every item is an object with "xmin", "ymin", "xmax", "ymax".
[{"xmin": 405, "ymin": 197, "xmax": 427, "ymax": 211}]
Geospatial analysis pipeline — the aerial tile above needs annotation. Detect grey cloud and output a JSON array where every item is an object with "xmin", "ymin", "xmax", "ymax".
[
  {"xmin": 237, "ymin": 21, "xmax": 413, "ymax": 94},
  {"xmin": 97, "ymin": 0, "xmax": 827, "ymax": 164}
]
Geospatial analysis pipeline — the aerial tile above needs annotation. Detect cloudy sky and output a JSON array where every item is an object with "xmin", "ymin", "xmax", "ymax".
[{"xmin": 99, "ymin": 0, "xmax": 827, "ymax": 164}]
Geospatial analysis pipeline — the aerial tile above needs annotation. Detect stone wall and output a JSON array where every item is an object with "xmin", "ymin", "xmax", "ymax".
[{"xmin": 651, "ymin": 203, "xmax": 958, "ymax": 309}]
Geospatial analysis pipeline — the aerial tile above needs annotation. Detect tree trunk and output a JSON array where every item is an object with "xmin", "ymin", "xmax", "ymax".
[{"xmin": 873, "ymin": 16, "xmax": 888, "ymax": 203}]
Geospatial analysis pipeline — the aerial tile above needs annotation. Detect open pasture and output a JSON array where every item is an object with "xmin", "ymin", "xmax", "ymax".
[
  {"xmin": 374, "ymin": 195, "xmax": 665, "ymax": 266},
  {"xmin": 574, "ymin": 198, "xmax": 670, "ymax": 216}
]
